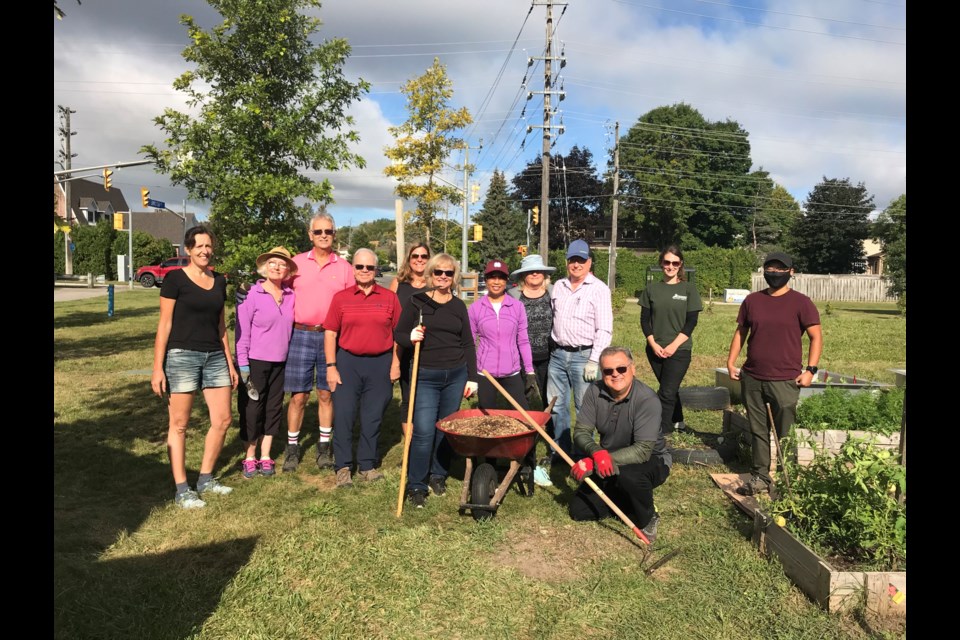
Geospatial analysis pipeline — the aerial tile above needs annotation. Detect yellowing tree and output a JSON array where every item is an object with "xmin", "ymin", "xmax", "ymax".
[{"xmin": 384, "ymin": 58, "xmax": 472, "ymax": 250}]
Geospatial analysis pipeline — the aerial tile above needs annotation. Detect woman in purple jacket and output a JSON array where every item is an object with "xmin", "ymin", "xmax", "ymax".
[
  {"xmin": 469, "ymin": 260, "xmax": 537, "ymax": 411},
  {"xmin": 235, "ymin": 247, "xmax": 297, "ymax": 478}
]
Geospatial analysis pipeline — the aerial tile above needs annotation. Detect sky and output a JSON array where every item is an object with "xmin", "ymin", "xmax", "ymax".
[{"xmin": 54, "ymin": 0, "xmax": 906, "ymax": 229}]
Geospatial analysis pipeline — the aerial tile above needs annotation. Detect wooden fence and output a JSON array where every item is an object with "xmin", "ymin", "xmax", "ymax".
[{"xmin": 749, "ymin": 273, "xmax": 897, "ymax": 302}]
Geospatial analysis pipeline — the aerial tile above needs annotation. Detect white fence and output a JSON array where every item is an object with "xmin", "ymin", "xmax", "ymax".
[{"xmin": 750, "ymin": 273, "xmax": 897, "ymax": 303}]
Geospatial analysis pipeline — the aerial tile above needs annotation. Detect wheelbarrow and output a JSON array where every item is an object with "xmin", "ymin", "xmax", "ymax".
[{"xmin": 436, "ymin": 408, "xmax": 551, "ymax": 521}]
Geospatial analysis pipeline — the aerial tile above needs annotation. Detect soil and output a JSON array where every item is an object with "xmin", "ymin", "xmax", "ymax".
[{"xmin": 440, "ymin": 416, "xmax": 532, "ymax": 437}]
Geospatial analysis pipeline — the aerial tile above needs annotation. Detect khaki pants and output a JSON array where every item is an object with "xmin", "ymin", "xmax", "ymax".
[{"xmin": 740, "ymin": 373, "xmax": 800, "ymax": 485}]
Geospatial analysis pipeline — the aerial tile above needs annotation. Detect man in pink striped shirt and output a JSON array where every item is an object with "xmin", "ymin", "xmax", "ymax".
[{"xmin": 538, "ymin": 239, "xmax": 613, "ymax": 486}]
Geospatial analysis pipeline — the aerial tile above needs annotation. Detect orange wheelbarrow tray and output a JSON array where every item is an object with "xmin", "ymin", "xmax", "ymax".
[{"xmin": 436, "ymin": 408, "xmax": 551, "ymax": 521}]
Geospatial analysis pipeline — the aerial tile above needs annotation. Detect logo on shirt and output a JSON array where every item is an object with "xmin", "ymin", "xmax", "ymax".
[{"xmin": 672, "ymin": 294, "xmax": 687, "ymax": 301}]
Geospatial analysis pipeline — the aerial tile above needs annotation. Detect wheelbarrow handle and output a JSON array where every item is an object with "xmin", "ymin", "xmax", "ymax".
[{"xmin": 480, "ymin": 370, "xmax": 650, "ymax": 546}]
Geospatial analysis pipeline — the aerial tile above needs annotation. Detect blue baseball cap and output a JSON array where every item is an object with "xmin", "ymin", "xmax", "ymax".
[{"xmin": 566, "ymin": 239, "xmax": 590, "ymax": 260}]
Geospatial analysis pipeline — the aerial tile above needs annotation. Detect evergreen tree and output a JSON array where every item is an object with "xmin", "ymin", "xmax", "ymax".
[
  {"xmin": 472, "ymin": 170, "xmax": 526, "ymax": 265},
  {"xmin": 873, "ymin": 194, "xmax": 906, "ymax": 301},
  {"xmin": 788, "ymin": 177, "xmax": 874, "ymax": 273}
]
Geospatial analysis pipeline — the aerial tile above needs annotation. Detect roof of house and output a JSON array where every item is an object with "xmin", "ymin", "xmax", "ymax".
[
  {"xmin": 120, "ymin": 210, "xmax": 201, "ymax": 247},
  {"xmin": 68, "ymin": 178, "xmax": 130, "ymax": 214}
]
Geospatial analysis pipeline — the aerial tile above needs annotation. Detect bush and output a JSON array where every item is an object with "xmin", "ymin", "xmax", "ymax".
[
  {"xmin": 795, "ymin": 387, "xmax": 903, "ymax": 436},
  {"xmin": 112, "ymin": 232, "xmax": 175, "ymax": 272},
  {"xmin": 71, "ymin": 220, "xmax": 118, "ymax": 280}
]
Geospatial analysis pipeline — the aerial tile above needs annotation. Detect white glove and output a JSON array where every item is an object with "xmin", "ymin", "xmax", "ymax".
[
  {"xmin": 464, "ymin": 381, "xmax": 479, "ymax": 398},
  {"xmin": 410, "ymin": 325, "xmax": 425, "ymax": 343},
  {"xmin": 583, "ymin": 361, "xmax": 601, "ymax": 382}
]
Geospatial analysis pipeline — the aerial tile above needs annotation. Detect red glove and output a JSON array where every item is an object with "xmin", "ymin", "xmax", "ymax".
[
  {"xmin": 592, "ymin": 450, "xmax": 615, "ymax": 478},
  {"xmin": 570, "ymin": 458, "xmax": 593, "ymax": 481}
]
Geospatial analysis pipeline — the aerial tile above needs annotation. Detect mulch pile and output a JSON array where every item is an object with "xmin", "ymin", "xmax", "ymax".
[{"xmin": 439, "ymin": 415, "xmax": 532, "ymax": 437}]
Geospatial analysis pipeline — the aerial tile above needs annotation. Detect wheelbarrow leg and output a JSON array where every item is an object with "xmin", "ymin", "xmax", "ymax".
[
  {"xmin": 460, "ymin": 457, "xmax": 473, "ymax": 507},
  {"xmin": 489, "ymin": 461, "xmax": 522, "ymax": 507}
]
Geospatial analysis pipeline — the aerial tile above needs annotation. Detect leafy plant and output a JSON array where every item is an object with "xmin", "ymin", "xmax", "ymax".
[
  {"xmin": 796, "ymin": 387, "xmax": 903, "ymax": 435},
  {"xmin": 772, "ymin": 436, "xmax": 906, "ymax": 571}
]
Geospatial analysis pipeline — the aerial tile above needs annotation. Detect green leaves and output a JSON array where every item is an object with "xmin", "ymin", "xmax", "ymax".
[{"xmin": 796, "ymin": 387, "xmax": 903, "ymax": 436}]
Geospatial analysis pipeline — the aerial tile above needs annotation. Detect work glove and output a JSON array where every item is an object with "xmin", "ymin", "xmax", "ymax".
[
  {"xmin": 239, "ymin": 365, "xmax": 259, "ymax": 401},
  {"xmin": 235, "ymin": 281, "xmax": 252, "ymax": 305},
  {"xmin": 409, "ymin": 325, "xmax": 425, "ymax": 343},
  {"xmin": 583, "ymin": 360, "xmax": 601, "ymax": 382},
  {"xmin": 592, "ymin": 449, "xmax": 616, "ymax": 478},
  {"xmin": 571, "ymin": 458, "xmax": 594, "ymax": 481},
  {"xmin": 464, "ymin": 381, "xmax": 478, "ymax": 398},
  {"xmin": 524, "ymin": 372, "xmax": 540, "ymax": 401}
]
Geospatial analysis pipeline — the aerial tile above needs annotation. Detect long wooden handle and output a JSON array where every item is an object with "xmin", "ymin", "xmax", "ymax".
[
  {"xmin": 480, "ymin": 370, "xmax": 650, "ymax": 545},
  {"xmin": 396, "ymin": 341, "xmax": 421, "ymax": 517}
]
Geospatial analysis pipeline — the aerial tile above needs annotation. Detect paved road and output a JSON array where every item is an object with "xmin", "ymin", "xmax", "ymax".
[{"xmin": 54, "ymin": 283, "xmax": 150, "ymax": 302}]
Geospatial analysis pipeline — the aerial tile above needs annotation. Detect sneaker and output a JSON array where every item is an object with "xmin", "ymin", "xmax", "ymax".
[
  {"xmin": 241, "ymin": 459, "xmax": 259, "ymax": 479},
  {"xmin": 641, "ymin": 513, "xmax": 660, "ymax": 544},
  {"xmin": 282, "ymin": 443, "xmax": 301, "ymax": 472},
  {"xmin": 407, "ymin": 489, "xmax": 427, "ymax": 508},
  {"xmin": 674, "ymin": 421, "xmax": 686, "ymax": 431},
  {"xmin": 174, "ymin": 489, "xmax": 206, "ymax": 509},
  {"xmin": 359, "ymin": 468, "xmax": 384, "ymax": 482},
  {"xmin": 533, "ymin": 465, "xmax": 554, "ymax": 488},
  {"xmin": 197, "ymin": 478, "xmax": 233, "ymax": 496},
  {"xmin": 259, "ymin": 458, "xmax": 275, "ymax": 477},
  {"xmin": 736, "ymin": 475, "xmax": 770, "ymax": 497},
  {"xmin": 428, "ymin": 475, "xmax": 447, "ymax": 496},
  {"xmin": 316, "ymin": 442, "xmax": 334, "ymax": 470},
  {"xmin": 335, "ymin": 466, "xmax": 353, "ymax": 489}
]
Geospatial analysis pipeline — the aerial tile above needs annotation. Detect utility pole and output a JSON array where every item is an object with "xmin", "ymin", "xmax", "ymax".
[
  {"xmin": 528, "ymin": 2, "xmax": 567, "ymax": 264},
  {"xmin": 607, "ymin": 121, "xmax": 620, "ymax": 290},
  {"xmin": 458, "ymin": 141, "xmax": 482, "ymax": 288},
  {"xmin": 395, "ymin": 198, "xmax": 405, "ymax": 269},
  {"xmin": 58, "ymin": 105, "xmax": 77, "ymax": 275}
]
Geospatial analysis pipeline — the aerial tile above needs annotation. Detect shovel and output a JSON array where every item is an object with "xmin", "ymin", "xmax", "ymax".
[
  {"xmin": 396, "ymin": 340, "xmax": 422, "ymax": 517},
  {"xmin": 481, "ymin": 370, "xmax": 652, "ymax": 546}
]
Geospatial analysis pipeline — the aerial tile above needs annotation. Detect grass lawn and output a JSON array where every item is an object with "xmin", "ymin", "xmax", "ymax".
[{"xmin": 54, "ymin": 290, "xmax": 906, "ymax": 639}]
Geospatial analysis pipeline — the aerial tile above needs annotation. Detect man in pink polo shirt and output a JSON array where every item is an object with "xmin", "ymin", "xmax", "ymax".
[{"xmin": 281, "ymin": 211, "xmax": 355, "ymax": 473}]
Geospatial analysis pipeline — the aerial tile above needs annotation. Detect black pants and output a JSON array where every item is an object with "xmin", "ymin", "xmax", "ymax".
[
  {"xmin": 332, "ymin": 350, "xmax": 393, "ymax": 472},
  {"xmin": 398, "ymin": 348, "xmax": 415, "ymax": 421},
  {"xmin": 645, "ymin": 345, "xmax": 692, "ymax": 432},
  {"xmin": 568, "ymin": 457, "xmax": 670, "ymax": 529},
  {"xmin": 238, "ymin": 359, "xmax": 286, "ymax": 442}
]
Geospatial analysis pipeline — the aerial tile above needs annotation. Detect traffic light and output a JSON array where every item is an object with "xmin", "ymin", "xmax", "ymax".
[
  {"xmin": 102, "ymin": 168, "xmax": 113, "ymax": 191},
  {"xmin": 518, "ymin": 244, "xmax": 527, "ymax": 256},
  {"xmin": 113, "ymin": 213, "xmax": 124, "ymax": 230},
  {"xmin": 470, "ymin": 184, "xmax": 480, "ymax": 204},
  {"xmin": 141, "ymin": 187, "xmax": 150, "ymax": 208},
  {"xmin": 473, "ymin": 224, "xmax": 483, "ymax": 242},
  {"xmin": 532, "ymin": 206, "xmax": 539, "ymax": 225}
]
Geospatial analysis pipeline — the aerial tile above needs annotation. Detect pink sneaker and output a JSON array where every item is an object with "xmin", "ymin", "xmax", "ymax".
[
  {"xmin": 241, "ymin": 459, "xmax": 259, "ymax": 479},
  {"xmin": 259, "ymin": 458, "xmax": 276, "ymax": 477}
]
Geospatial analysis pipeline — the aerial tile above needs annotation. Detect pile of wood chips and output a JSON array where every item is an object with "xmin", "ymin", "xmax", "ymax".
[{"xmin": 439, "ymin": 415, "xmax": 531, "ymax": 437}]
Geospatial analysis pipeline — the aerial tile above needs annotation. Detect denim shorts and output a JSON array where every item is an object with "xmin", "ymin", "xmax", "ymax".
[{"xmin": 164, "ymin": 348, "xmax": 232, "ymax": 393}]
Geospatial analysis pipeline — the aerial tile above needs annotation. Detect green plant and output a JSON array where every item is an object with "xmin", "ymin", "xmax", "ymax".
[
  {"xmin": 772, "ymin": 436, "xmax": 906, "ymax": 570},
  {"xmin": 796, "ymin": 387, "xmax": 903, "ymax": 435},
  {"xmin": 610, "ymin": 287, "xmax": 627, "ymax": 313},
  {"xmin": 824, "ymin": 301, "xmax": 834, "ymax": 316}
]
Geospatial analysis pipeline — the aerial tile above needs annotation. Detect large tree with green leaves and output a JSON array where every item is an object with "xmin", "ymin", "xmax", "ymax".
[
  {"xmin": 472, "ymin": 170, "xmax": 526, "ymax": 265},
  {"xmin": 617, "ymin": 103, "xmax": 755, "ymax": 250},
  {"xmin": 873, "ymin": 194, "xmax": 906, "ymax": 302},
  {"xmin": 746, "ymin": 170, "xmax": 802, "ymax": 255},
  {"xmin": 787, "ymin": 177, "xmax": 874, "ymax": 274},
  {"xmin": 383, "ymin": 58, "xmax": 472, "ymax": 252},
  {"xmin": 141, "ymin": 0, "xmax": 368, "ymax": 275}
]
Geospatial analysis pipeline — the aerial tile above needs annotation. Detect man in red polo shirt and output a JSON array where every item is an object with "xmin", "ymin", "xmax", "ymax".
[
  {"xmin": 324, "ymin": 248, "xmax": 402, "ymax": 488},
  {"xmin": 281, "ymin": 212, "xmax": 355, "ymax": 473}
]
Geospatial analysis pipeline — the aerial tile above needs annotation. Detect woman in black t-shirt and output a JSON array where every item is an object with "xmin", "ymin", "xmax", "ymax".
[
  {"xmin": 389, "ymin": 243, "xmax": 431, "ymax": 419},
  {"xmin": 151, "ymin": 226, "xmax": 239, "ymax": 509}
]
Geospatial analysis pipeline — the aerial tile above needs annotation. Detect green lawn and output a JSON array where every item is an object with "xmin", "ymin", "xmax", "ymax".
[{"xmin": 54, "ymin": 290, "xmax": 906, "ymax": 639}]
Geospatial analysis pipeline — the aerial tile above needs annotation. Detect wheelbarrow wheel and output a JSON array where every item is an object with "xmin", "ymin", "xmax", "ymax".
[{"xmin": 471, "ymin": 463, "xmax": 498, "ymax": 522}]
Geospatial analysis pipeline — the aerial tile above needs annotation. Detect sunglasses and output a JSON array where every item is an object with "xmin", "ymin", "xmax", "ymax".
[
  {"xmin": 410, "ymin": 253, "xmax": 429, "ymax": 260},
  {"xmin": 567, "ymin": 256, "xmax": 588, "ymax": 264},
  {"xmin": 662, "ymin": 260, "xmax": 681, "ymax": 267},
  {"xmin": 433, "ymin": 269, "xmax": 455, "ymax": 277},
  {"xmin": 354, "ymin": 264, "xmax": 377, "ymax": 272},
  {"xmin": 311, "ymin": 229, "xmax": 335, "ymax": 237},
  {"xmin": 602, "ymin": 365, "xmax": 629, "ymax": 376}
]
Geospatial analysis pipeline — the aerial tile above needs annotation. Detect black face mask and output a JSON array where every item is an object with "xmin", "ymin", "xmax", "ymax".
[{"xmin": 763, "ymin": 271, "xmax": 791, "ymax": 289}]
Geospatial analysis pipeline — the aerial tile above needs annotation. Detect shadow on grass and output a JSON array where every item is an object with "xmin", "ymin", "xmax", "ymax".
[
  {"xmin": 54, "ymin": 331, "xmax": 156, "ymax": 362},
  {"xmin": 55, "ymin": 536, "xmax": 259, "ymax": 640},
  {"xmin": 54, "ymin": 304, "xmax": 158, "ymax": 330}
]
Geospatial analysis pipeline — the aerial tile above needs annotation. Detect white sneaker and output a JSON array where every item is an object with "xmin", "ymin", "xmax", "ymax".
[
  {"xmin": 175, "ymin": 489, "xmax": 206, "ymax": 509},
  {"xmin": 197, "ymin": 478, "xmax": 233, "ymax": 496},
  {"xmin": 533, "ymin": 465, "xmax": 553, "ymax": 487}
]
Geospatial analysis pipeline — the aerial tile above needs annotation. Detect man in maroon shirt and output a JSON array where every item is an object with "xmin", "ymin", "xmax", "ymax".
[
  {"xmin": 726, "ymin": 252, "xmax": 823, "ymax": 496},
  {"xmin": 324, "ymin": 248, "xmax": 402, "ymax": 488}
]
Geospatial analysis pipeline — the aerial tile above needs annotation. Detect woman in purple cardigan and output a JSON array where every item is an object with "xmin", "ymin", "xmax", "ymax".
[
  {"xmin": 469, "ymin": 259, "xmax": 537, "ymax": 411},
  {"xmin": 235, "ymin": 247, "xmax": 297, "ymax": 478}
]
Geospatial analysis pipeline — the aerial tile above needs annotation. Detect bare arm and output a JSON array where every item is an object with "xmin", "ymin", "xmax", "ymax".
[
  {"xmin": 151, "ymin": 297, "xmax": 176, "ymax": 397},
  {"xmin": 325, "ymin": 329, "xmax": 341, "ymax": 392},
  {"xmin": 796, "ymin": 324, "xmax": 823, "ymax": 387},
  {"xmin": 218, "ymin": 308, "xmax": 238, "ymax": 390},
  {"xmin": 726, "ymin": 325, "xmax": 749, "ymax": 381}
]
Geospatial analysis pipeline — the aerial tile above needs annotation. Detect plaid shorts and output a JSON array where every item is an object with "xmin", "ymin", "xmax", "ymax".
[{"xmin": 283, "ymin": 328, "xmax": 330, "ymax": 393}]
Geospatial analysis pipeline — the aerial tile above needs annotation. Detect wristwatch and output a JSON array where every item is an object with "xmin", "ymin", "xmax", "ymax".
[
  {"xmin": 804, "ymin": 365, "xmax": 818, "ymax": 375},
  {"xmin": 328, "ymin": 362, "xmax": 337, "ymax": 367}
]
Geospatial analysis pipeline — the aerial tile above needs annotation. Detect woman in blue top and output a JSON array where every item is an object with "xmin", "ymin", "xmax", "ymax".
[{"xmin": 638, "ymin": 245, "xmax": 702, "ymax": 433}]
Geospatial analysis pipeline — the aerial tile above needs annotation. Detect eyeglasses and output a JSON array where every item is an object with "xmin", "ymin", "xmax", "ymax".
[
  {"xmin": 433, "ymin": 269, "xmax": 455, "ymax": 277},
  {"xmin": 267, "ymin": 261, "xmax": 289, "ymax": 270},
  {"xmin": 662, "ymin": 260, "xmax": 681, "ymax": 267},
  {"xmin": 311, "ymin": 229, "xmax": 335, "ymax": 237},
  {"xmin": 567, "ymin": 256, "xmax": 588, "ymax": 264},
  {"xmin": 354, "ymin": 264, "xmax": 377, "ymax": 272},
  {"xmin": 410, "ymin": 253, "xmax": 429, "ymax": 260},
  {"xmin": 602, "ymin": 365, "xmax": 629, "ymax": 376}
]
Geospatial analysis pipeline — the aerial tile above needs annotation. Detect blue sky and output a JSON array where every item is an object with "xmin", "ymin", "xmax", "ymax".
[{"xmin": 54, "ymin": 0, "xmax": 906, "ymax": 228}]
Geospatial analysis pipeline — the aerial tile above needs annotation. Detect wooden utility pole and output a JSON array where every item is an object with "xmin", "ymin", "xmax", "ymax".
[
  {"xmin": 58, "ymin": 105, "xmax": 76, "ymax": 275},
  {"xmin": 539, "ymin": 0, "xmax": 553, "ymax": 264},
  {"xmin": 607, "ymin": 121, "xmax": 620, "ymax": 289}
]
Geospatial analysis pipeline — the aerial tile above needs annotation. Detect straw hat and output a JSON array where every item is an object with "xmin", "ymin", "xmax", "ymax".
[{"xmin": 255, "ymin": 246, "xmax": 298, "ymax": 276}]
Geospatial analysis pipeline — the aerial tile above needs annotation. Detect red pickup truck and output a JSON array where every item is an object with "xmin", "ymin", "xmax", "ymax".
[{"xmin": 136, "ymin": 256, "xmax": 189, "ymax": 288}]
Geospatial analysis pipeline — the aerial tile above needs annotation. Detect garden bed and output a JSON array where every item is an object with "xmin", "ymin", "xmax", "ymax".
[
  {"xmin": 714, "ymin": 368, "xmax": 893, "ymax": 404},
  {"xmin": 794, "ymin": 429, "xmax": 899, "ymax": 466}
]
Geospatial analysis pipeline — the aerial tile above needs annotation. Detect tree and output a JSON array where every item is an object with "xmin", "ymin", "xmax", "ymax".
[
  {"xmin": 141, "ymin": 0, "xmax": 368, "ymax": 276},
  {"xmin": 111, "ymin": 232, "xmax": 175, "ymax": 272},
  {"xmin": 511, "ymin": 146, "xmax": 604, "ymax": 249},
  {"xmin": 617, "ymin": 103, "xmax": 755, "ymax": 249},
  {"xmin": 787, "ymin": 178, "xmax": 874, "ymax": 273},
  {"xmin": 472, "ymin": 170, "xmax": 526, "ymax": 264},
  {"xmin": 747, "ymin": 171, "xmax": 802, "ymax": 255},
  {"xmin": 384, "ymin": 58, "xmax": 473, "ymax": 252},
  {"xmin": 873, "ymin": 194, "xmax": 906, "ymax": 301}
]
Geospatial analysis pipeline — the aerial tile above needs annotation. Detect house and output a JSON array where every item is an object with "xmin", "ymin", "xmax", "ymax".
[
  {"xmin": 55, "ymin": 178, "xmax": 130, "ymax": 226},
  {"xmin": 118, "ymin": 210, "xmax": 200, "ymax": 256},
  {"xmin": 862, "ymin": 238, "xmax": 884, "ymax": 275}
]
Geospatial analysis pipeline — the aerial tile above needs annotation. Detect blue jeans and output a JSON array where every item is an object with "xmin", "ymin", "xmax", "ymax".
[
  {"xmin": 408, "ymin": 365, "xmax": 467, "ymax": 492},
  {"xmin": 546, "ymin": 348, "xmax": 591, "ymax": 460}
]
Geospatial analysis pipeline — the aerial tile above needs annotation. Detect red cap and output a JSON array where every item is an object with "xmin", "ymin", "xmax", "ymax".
[{"xmin": 483, "ymin": 259, "xmax": 509, "ymax": 277}]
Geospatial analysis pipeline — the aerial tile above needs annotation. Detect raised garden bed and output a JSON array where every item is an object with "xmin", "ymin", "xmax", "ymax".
[
  {"xmin": 714, "ymin": 368, "xmax": 893, "ymax": 405},
  {"xmin": 795, "ymin": 429, "xmax": 899, "ymax": 466}
]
